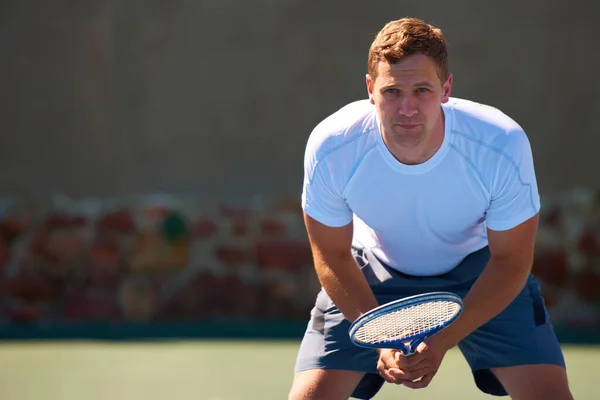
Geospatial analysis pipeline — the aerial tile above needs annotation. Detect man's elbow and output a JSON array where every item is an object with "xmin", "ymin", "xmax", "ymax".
[{"xmin": 489, "ymin": 253, "xmax": 534, "ymax": 291}]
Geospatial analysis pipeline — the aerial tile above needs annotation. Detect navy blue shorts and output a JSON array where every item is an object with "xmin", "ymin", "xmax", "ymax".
[{"xmin": 294, "ymin": 246, "xmax": 566, "ymax": 399}]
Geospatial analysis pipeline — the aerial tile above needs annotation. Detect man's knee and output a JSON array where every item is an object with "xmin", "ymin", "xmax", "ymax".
[
  {"xmin": 288, "ymin": 369, "xmax": 364, "ymax": 400},
  {"xmin": 491, "ymin": 364, "xmax": 573, "ymax": 400}
]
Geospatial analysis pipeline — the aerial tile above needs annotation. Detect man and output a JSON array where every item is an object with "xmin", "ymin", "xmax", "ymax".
[{"xmin": 288, "ymin": 17, "xmax": 573, "ymax": 400}]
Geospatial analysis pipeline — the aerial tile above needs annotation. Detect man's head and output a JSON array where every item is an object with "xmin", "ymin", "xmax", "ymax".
[
  {"xmin": 366, "ymin": 18, "xmax": 452, "ymax": 159},
  {"xmin": 367, "ymin": 17, "xmax": 449, "ymax": 83}
]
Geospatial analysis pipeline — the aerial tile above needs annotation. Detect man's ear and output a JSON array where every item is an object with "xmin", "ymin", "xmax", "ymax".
[
  {"xmin": 441, "ymin": 73, "xmax": 453, "ymax": 103},
  {"xmin": 366, "ymin": 74, "xmax": 375, "ymax": 104}
]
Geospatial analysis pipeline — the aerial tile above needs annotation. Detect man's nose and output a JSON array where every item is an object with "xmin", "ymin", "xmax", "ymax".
[{"xmin": 398, "ymin": 95, "xmax": 418, "ymax": 117}]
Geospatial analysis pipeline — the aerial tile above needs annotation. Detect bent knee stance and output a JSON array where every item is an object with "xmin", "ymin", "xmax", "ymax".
[
  {"xmin": 288, "ymin": 369, "xmax": 365, "ymax": 400},
  {"xmin": 491, "ymin": 364, "xmax": 573, "ymax": 400}
]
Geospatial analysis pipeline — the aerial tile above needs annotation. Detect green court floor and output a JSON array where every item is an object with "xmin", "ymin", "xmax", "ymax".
[{"xmin": 0, "ymin": 341, "xmax": 595, "ymax": 399}]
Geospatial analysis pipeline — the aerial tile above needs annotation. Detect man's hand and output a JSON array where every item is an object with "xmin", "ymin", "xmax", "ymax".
[
  {"xmin": 377, "ymin": 349, "xmax": 406, "ymax": 384},
  {"xmin": 377, "ymin": 336, "xmax": 451, "ymax": 389}
]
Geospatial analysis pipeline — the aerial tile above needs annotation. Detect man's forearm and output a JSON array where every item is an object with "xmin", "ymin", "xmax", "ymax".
[
  {"xmin": 314, "ymin": 252, "xmax": 379, "ymax": 323},
  {"xmin": 438, "ymin": 256, "xmax": 532, "ymax": 348}
]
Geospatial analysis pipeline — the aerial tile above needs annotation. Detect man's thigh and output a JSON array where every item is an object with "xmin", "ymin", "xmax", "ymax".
[
  {"xmin": 458, "ymin": 275, "xmax": 567, "ymax": 396},
  {"xmin": 288, "ymin": 369, "xmax": 365, "ymax": 400},
  {"xmin": 491, "ymin": 364, "xmax": 573, "ymax": 400},
  {"xmin": 293, "ymin": 289, "xmax": 385, "ymax": 399}
]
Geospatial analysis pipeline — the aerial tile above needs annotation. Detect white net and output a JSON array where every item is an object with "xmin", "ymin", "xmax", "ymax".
[{"xmin": 353, "ymin": 300, "xmax": 461, "ymax": 345}]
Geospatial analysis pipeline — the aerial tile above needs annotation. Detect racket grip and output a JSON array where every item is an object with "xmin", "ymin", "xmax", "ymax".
[
  {"xmin": 404, "ymin": 335, "xmax": 430, "ymax": 356},
  {"xmin": 402, "ymin": 348, "xmax": 416, "ymax": 356},
  {"xmin": 395, "ymin": 342, "xmax": 412, "ymax": 356}
]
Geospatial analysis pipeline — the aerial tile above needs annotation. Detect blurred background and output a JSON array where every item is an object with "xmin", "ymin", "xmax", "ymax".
[{"xmin": 0, "ymin": 1, "xmax": 599, "ymax": 399}]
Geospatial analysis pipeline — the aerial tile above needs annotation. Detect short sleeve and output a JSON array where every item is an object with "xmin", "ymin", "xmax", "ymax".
[
  {"xmin": 301, "ymin": 160, "xmax": 353, "ymax": 227},
  {"xmin": 485, "ymin": 131, "xmax": 541, "ymax": 231}
]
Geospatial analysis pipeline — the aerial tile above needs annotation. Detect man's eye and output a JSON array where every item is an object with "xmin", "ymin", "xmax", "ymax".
[
  {"xmin": 416, "ymin": 88, "xmax": 430, "ymax": 93},
  {"xmin": 384, "ymin": 88, "xmax": 398, "ymax": 93}
]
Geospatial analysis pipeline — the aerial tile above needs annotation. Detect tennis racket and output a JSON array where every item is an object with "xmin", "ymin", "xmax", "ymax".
[{"xmin": 348, "ymin": 292, "xmax": 463, "ymax": 356}]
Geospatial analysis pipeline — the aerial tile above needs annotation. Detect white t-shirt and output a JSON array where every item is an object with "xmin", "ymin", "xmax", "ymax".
[{"xmin": 301, "ymin": 97, "xmax": 540, "ymax": 276}]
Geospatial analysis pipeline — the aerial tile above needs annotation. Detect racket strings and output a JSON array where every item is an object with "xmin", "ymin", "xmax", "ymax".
[{"xmin": 353, "ymin": 301, "xmax": 461, "ymax": 344}]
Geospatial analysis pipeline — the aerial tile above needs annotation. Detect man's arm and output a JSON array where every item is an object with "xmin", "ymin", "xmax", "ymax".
[
  {"xmin": 304, "ymin": 213, "xmax": 379, "ymax": 322},
  {"xmin": 437, "ymin": 213, "xmax": 540, "ymax": 349}
]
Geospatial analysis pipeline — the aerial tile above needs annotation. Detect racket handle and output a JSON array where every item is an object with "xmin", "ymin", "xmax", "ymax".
[
  {"xmin": 403, "ymin": 336, "xmax": 427, "ymax": 356},
  {"xmin": 402, "ymin": 347, "xmax": 416, "ymax": 357},
  {"xmin": 395, "ymin": 342, "xmax": 413, "ymax": 356}
]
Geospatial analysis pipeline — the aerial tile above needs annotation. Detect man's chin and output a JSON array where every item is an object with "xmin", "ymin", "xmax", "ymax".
[
  {"xmin": 392, "ymin": 126, "xmax": 425, "ymax": 137},
  {"xmin": 391, "ymin": 134, "xmax": 425, "ymax": 148}
]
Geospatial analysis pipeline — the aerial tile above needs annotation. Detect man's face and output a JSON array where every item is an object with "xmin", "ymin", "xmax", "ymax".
[{"xmin": 366, "ymin": 54, "xmax": 452, "ymax": 149}]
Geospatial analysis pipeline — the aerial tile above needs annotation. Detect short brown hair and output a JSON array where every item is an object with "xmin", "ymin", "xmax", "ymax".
[{"xmin": 367, "ymin": 17, "xmax": 449, "ymax": 83}]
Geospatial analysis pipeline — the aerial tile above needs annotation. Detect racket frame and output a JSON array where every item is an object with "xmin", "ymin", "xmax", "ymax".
[{"xmin": 348, "ymin": 291, "xmax": 463, "ymax": 356}]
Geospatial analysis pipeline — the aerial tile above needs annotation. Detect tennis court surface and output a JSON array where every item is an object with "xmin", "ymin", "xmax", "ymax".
[{"xmin": 0, "ymin": 340, "xmax": 595, "ymax": 399}]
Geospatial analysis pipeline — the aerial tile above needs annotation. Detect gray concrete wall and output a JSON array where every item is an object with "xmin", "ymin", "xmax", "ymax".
[{"xmin": 1, "ymin": 0, "xmax": 598, "ymax": 199}]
